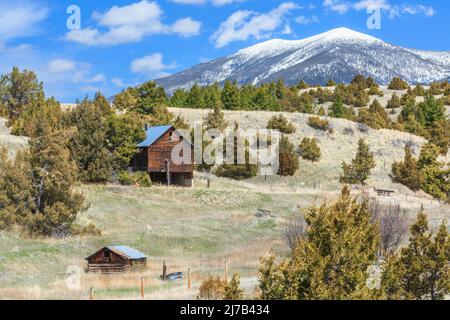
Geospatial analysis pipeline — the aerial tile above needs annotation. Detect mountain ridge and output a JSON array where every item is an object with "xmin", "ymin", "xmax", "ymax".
[{"xmin": 154, "ymin": 27, "xmax": 450, "ymax": 93}]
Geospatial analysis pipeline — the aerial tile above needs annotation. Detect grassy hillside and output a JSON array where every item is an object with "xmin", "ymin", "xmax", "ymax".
[{"xmin": 0, "ymin": 98, "xmax": 449, "ymax": 299}]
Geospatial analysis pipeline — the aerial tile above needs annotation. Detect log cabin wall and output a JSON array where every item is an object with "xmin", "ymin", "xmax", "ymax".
[{"xmin": 86, "ymin": 248, "xmax": 129, "ymax": 265}]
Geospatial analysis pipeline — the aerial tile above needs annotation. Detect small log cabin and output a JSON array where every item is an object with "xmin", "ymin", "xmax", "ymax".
[
  {"xmin": 133, "ymin": 125, "xmax": 194, "ymax": 187},
  {"xmin": 85, "ymin": 246, "xmax": 147, "ymax": 273}
]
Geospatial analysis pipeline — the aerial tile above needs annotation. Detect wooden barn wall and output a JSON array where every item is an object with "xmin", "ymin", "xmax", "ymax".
[{"xmin": 147, "ymin": 128, "xmax": 194, "ymax": 173}]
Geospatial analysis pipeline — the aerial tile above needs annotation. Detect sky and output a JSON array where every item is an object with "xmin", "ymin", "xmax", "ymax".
[{"xmin": 0, "ymin": 0, "xmax": 448, "ymax": 102}]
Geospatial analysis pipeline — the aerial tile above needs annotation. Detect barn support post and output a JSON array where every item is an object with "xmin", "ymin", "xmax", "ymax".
[
  {"xmin": 89, "ymin": 287, "xmax": 94, "ymax": 300},
  {"xmin": 140, "ymin": 277, "xmax": 145, "ymax": 299},
  {"xmin": 162, "ymin": 260, "xmax": 167, "ymax": 281},
  {"xmin": 187, "ymin": 268, "xmax": 191, "ymax": 289},
  {"xmin": 166, "ymin": 161, "xmax": 171, "ymax": 186}
]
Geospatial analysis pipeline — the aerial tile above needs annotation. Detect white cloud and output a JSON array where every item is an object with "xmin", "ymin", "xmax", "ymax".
[
  {"xmin": 323, "ymin": 0, "xmax": 435, "ymax": 18},
  {"xmin": 48, "ymin": 59, "xmax": 76, "ymax": 73},
  {"xmin": 0, "ymin": 1, "xmax": 48, "ymax": 42},
  {"xmin": 211, "ymin": 2, "xmax": 299, "ymax": 48},
  {"xmin": 65, "ymin": 1, "xmax": 202, "ymax": 46},
  {"xmin": 130, "ymin": 53, "xmax": 177, "ymax": 78},
  {"xmin": 171, "ymin": 18, "xmax": 202, "ymax": 38},
  {"xmin": 170, "ymin": 0, "xmax": 246, "ymax": 6},
  {"xmin": 295, "ymin": 15, "xmax": 320, "ymax": 25}
]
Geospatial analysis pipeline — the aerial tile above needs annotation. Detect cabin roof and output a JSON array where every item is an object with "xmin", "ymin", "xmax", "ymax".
[
  {"xmin": 85, "ymin": 245, "xmax": 147, "ymax": 260},
  {"xmin": 107, "ymin": 245, "xmax": 147, "ymax": 259},
  {"xmin": 137, "ymin": 125, "xmax": 173, "ymax": 147}
]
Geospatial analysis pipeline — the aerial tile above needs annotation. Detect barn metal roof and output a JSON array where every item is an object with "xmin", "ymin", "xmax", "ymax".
[
  {"xmin": 137, "ymin": 125, "xmax": 173, "ymax": 147},
  {"xmin": 107, "ymin": 246, "xmax": 147, "ymax": 259}
]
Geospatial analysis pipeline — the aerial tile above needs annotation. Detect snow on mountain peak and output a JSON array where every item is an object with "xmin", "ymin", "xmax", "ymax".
[{"xmin": 235, "ymin": 28, "xmax": 382, "ymax": 60}]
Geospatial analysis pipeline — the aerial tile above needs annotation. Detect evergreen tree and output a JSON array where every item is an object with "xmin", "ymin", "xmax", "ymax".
[
  {"xmin": 133, "ymin": 81, "xmax": 168, "ymax": 115},
  {"xmin": 258, "ymin": 186, "xmax": 380, "ymax": 300},
  {"xmin": 277, "ymin": 135, "xmax": 299, "ymax": 176},
  {"xmin": 221, "ymin": 80, "xmax": 241, "ymax": 110},
  {"xmin": 391, "ymin": 146, "xmax": 422, "ymax": 191},
  {"xmin": 224, "ymin": 273, "xmax": 244, "ymax": 300},
  {"xmin": 266, "ymin": 114, "xmax": 295, "ymax": 134},
  {"xmin": 93, "ymin": 91, "xmax": 112, "ymax": 116},
  {"xmin": 105, "ymin": 112, "xmax": 145, "ymax": 170},
  {"xmin": 387, "ymin": 93, "xmax": 401, "ymax": 109},
  {"xmin": 340, "ymin": 139, "xmax": 376, "ymax": 185},
  {"xmin": 186, "ymin": 84, "xmax": 206, "ymax": 109},
  {"xmin": 170, "ymin": 89, "xmax": 188, "ymax": 108},
  {"xmin": 382, "ymin": 210, "xmax": 450, "ymax": 300},
  {"xmin": 68, "ymin": 99, "xmax": 114, "ymax": 183},
  {"xmin": 388, "ymin": 77, "xmax": 408, "ymax": 90},
  {"xmin": 0, "ymin": 67, "xmax": 44, "ymax": 124},
  {"xmin": 204, "ymin": 104, "xmax": 228, "ymax": 131},
  {"xmin": 417, "ymin": 94, "xmax": 445, "ymax": 128},
  {"xmin": 113, "ymin": 88, "xmax": 138, "ymax": 111},
  {"xmin": 299, "ymin": 137, "xmax": 321, "ymax": 162},
  {"xmin": 428, "ymin": 120, "xmax": 450, "ymax": 155}
]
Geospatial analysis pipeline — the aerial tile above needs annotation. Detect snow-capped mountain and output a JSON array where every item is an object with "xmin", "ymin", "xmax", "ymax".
[{"xmin": 155, "ymin": 27, "xmax": 450, "ymax": 93}]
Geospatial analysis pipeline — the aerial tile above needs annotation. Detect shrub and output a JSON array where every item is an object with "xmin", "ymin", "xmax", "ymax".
[
  {"xmin": 308, "ymin": 116, "xmax": 330, "ymax": 131},
  {"xmin": 353, "ymin": 90, "xmax": 370, "ymax": 108},
  {"xmin": 278, "ymin": 135, "xmax": 299, "ymax": 176},
  {"xmin": 224, "ymin": 274, "xmax": 244, "ymax": 300},
  {"xmin": 388, "ymin": 77, "xmax": 408, "ymax": 90},
  {"xmin": 387, "ymin": 93, "xmax": 401, "ymax": 109},
  {"xmin": 266, "ymin": 114, "xmax": 295, "ymax": 134},
  {"xmin": 118, "ymin": 171, "xmax": 152, "ymax": 187},
  {"xmin": 198, "ymin": 276, "xmax": 226, "ymax": 300},
  {"xmin": 368, "ymin": 85, "xmax": 384, "ymax": 97},
  {"xmin": 326, "ymin": 79, "xmax": 336, "ymax": 87},
  {"xmin": 299, "ymin": 137, "xmax": 321, "ymax": 162}
]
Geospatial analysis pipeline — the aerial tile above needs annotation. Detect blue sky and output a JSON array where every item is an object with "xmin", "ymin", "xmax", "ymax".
[{"xmin": 0, "ymin": 0, "xmax": 448, "ymax": 102}]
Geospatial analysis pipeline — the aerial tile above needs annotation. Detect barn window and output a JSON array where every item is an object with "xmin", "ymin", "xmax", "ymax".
[
  {"xmin": 104, "ymin": 251, "xmax": 110, "ymax": 260},
  {"xmin": 169, "ymin": 131, "xmax": 173, "ymax": 141}
]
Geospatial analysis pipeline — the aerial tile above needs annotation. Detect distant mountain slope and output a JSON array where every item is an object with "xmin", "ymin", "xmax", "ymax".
[{"xmin": 155, "ymin": 27, "xmax": 450, "ymax": 93}]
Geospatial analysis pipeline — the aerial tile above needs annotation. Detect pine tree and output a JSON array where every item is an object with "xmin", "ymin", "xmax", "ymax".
[
  {"xmin": 277, "ymin": 135, "xmax": 299, "ymax": 176},
  {"xmin": 299, "ymin": 137, "xmax": 321, "ymax": 162},
  {"xmin": 113, "ymin": 88, "xmax": 138, "ymax": 111},
  {"xmin": 428, "ymin": 120, "xmax": 450, "ymax": 155},
  {"xmin": 224, "ymin": 273, "xmax": 244, "ymax": 300},
  {"xmin": 133, "ymin": 81, "xmax": 168, "ymax": 115},
  {"xmin": 340, "ymin": 139, "xmax": 376, "ymax": 185},
  {"xmin": 68, "ymin": 99, "xmax": 114, "ymax": 183},
  {"xmin": 170, "ymin": 89, "xmax": 188, "ymax": 108},
  {"xmin": 418, "ymin": 94, "xmax": 445, "ymax": 128},
  {"xmin": 382, "ymin": 210, "xmax": 450, "ymax": 300},
  {"xmin": 266, "ymin": 114, "xmax": 295, "ymax": 134},
  {"xmin": 204, "ymin": 104, "xmax": 228, "ymax": 131},
  {"xmin": 391, "ymin": 146, "xmax": 422, "ymax": 191},
  {"xmin": 388, "ymin": 77, "xmax": 408, "ymax": 90},
  {"xmin": 186, "ymin": 84, "xmax": 206, "ymax": 109},
  {"xmin": 221, "ymin": 80, "xmax": 241, "ymax": 110},
  {"xmin": 93, "ymin": 91, "xmax": 112, "ymax": 116},
  {"xmin": 0, "ymin": 67, "xmax": 44, "ymax": 124},
  {"xmin": 105, "ymin": 112, "xmax": 145, "ymax": 170},
  {"xmin": 258, "ymin": 186, "xmax": 380, "ymax": 300},
  {"xmin": 387, "ymin": 93, "xmax": 401, "ymax": 109}
]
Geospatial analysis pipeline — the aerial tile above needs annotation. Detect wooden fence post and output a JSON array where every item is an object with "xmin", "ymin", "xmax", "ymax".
[
  {"xmin": 89, "ymin": 287, "xmax": 94, "ymax": 300},
  {"xmin": 163, "ymin": 260, "xmax": 167, "ymax": 281},
  {"xmin": 140, "ymin": 277, "xmax": 145, "ymax": 299},
  {"xmin": 224, "ymin": 258, "xmax": 228, "ymax": 284},
  {"xmin": 188, "ymin": 268, "xmax": 191, "ymax": 289}
]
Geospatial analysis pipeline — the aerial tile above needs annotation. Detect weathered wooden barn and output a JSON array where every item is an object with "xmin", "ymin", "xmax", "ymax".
[
  {"xmin": 133, "ymin": 125, "xmax": 194, "ymax": 187},
  {"xmin": 85, "ymin": 246, "xmax": 147, "ymax": 273}
]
